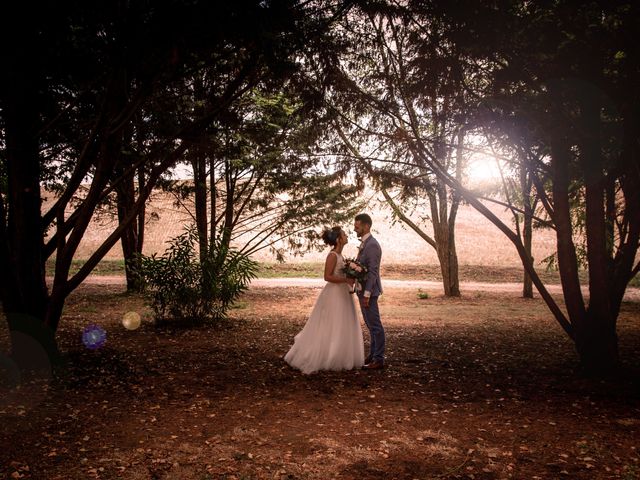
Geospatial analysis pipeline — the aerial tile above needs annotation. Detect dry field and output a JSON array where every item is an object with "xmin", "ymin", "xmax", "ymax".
[{"xmin": 56, "ymin": 189, "xmax": 557, "ymax": 268}]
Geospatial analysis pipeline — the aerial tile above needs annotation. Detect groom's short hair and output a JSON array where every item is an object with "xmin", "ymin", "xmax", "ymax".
[{"xmin": 355, "ymin": 213, "xmax": 372, "ymax": 226}]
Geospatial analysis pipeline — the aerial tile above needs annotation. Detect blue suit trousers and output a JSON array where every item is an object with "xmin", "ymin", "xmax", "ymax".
[{"xmin": 360, "ymin": 295, "xmax": 385, "ymax": 362}]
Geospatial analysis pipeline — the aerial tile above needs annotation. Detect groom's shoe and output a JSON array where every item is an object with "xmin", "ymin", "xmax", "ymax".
[{"xmin": 362, "ymin": 360, "xmax": 384, "ymax": 370}]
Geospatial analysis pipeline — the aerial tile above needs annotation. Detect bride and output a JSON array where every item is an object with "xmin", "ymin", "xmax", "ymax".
[{"xmin": 284, "ymin": 226, "xmax": 365, "ymax": 374}]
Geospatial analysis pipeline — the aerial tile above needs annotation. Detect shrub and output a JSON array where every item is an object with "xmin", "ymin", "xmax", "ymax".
[
  {"xmin": 135, "ymin": 227, "xmax": 258, "ymax": 324},
  {"xmin": 416, "ymin": 289, "xmax": 430, "ymax": 300}
]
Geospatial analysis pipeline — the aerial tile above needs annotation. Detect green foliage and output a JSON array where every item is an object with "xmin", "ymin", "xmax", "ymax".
[
  {"xmin": 160, "ymin": 85, "xmax": 363, "ymax": 262},
  {"xmin": 416, "ymin": 289, "xmax": 430, "ymax": 300},
  {"xmin": 136, "ymin": 227, "xmax": 257, "ymax": 324}
]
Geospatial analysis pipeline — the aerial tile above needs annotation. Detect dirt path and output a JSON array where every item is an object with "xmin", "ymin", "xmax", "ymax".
[{"xmin": 80, "ymin": 275, "xmax": 640, "ymax": 302}]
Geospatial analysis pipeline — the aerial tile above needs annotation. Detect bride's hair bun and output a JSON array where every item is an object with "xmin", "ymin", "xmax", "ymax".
[{"xmin": 321, "ymin": 226, "xmax": 342, "ymax": 246}]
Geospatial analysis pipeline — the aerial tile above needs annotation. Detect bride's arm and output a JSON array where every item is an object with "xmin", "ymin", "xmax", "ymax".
[{"xmin": 324, "ymin": 253, "xmax": 350, "ymax": 284}]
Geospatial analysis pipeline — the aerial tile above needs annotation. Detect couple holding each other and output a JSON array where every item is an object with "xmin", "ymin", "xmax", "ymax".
[{"xmin": 284, "ymin": 213, "xmax": 385, "ymax": 374}]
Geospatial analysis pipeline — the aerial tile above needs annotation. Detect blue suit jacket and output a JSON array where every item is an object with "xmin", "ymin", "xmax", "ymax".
[{"xmin": 357, "ymin": 235, "xmax": 383, "ymax": 296}]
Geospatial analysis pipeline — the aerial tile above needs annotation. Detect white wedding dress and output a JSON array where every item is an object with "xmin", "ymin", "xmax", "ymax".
[{"xmin": 284, "ymin": 251, "xmax": 365, "ymax": 374}]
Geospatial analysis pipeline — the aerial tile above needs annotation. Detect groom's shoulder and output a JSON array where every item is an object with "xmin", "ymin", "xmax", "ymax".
[{"xmin": 368, "ymin": 235, "xmax": 381, "ymax": 249}]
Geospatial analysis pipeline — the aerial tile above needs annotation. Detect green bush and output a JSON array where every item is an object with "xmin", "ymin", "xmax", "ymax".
[
  {"xmin": 135, "ymin": 227, "xmax": 258, "ymax": 324},
  {"xmin": 416, "ymin": 289, "xmax": 430, "ymax": 300}
]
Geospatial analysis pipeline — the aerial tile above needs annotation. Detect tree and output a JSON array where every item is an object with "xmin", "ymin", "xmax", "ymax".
[
  {"xmin": 477, "ymin": 126, "xmax": 546, "ymax": 299},
  {"xmin": 172, "ymin": 89, "xmax": 361, "ymax": 263},
  {"xmin": 400, "ymin": 0, "xmax": 640, "ymax": 372},
  {"xmin": 1, "ymin": 0, "xmax": 345, "ymax": 366},
  {"xmin": 315, "ymin": 5, "xmax": 479, "ymax": 296},
  {"xmin": 112, "ymin": 116, "xmax": 150, "ymax": 293}
]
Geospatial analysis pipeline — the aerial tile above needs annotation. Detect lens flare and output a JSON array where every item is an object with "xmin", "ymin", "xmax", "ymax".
[
  {"xmin": 82, "ymin": 324, "xmax": 107, "ymax": 350},
  {"xmin": 122, "ymin": 311, "xmax": 141, "ymax": 330}
]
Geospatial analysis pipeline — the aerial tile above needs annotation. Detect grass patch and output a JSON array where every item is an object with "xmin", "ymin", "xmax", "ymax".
[
  {"xmin": 256, "ymin": 262, "xmax": 578, "ymax": 284},
  {"xmin": 46, "ymin": 259, "xmax": 126, "ymax": 276},
  {"xmin": 257, "ymin": 262, "xmax": 323, "ymax": 278},
  {"xmin": 416, "ymin": 289, "xmax": 430, "ymax": 300},
  {"xmin": 229, "ymin": 301, "xmax": 249, "ymax": 310},
  {"xmin": 43, "ymin": 258, "xmax": 599, "ymax": 286}
]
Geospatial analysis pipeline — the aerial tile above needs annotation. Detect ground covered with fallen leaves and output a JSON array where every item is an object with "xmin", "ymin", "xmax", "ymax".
[{"xmin": 1, "ymin": 282, "xmax": 640, "ymax": 480}]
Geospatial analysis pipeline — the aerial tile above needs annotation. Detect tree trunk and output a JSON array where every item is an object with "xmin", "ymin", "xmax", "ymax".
[
  {"xmin": 522, "ymin": 217, "xmax": 534, "ymax": 298},
  {"xmin": 574, "ymin": 309, "xmax": 619, "ymax": 374},
  {"xmin": 136, "ymin": 165, "xmax": 146, "ymax": 256},
  {"xmin": 521, "ymin": 169, "xmax": 534, "ymax": 298},
  {"xmin": 192, "ymin": 151, "xmax": 208, "ymax": 260},
  {"xmin": 550, "ymin": 134, "xmax": 586, "ymax": 323},
  {"xmin": 380, "ymin": 187, "xmax": 460, "ymax": 296},
  {"xmin": 576, "ymin": 93, "xmax": 619, "ymax": 371},
  {"xmin": 604, "ymin": 176, "xmax": 615, "ymax": 260},
  {"xmin": 210, "ymin": 160, "xmax": 217, "ymax": 241},
  {"xmin": 0, "ymin": 191, "xmax": 9, "ymax": 306},
  {"xmin": 443, "ymin": 204, "xmax": 461, "ymax": 298},
  {"xmin": 116, "ymin": 169, "xmax": 143, "ymax": 292},
  {"xmin": 191, "ymin": 75, "xmax": 209, "ymax": 260},
  {"xmin": 2, "ymin": 35, "xmax": 57, "ymax": 367},
  {"xmin": 436, "ymin": 237, "xmax": 460, "ymax": 297},
  {"xmin": 113, "ymin": 117, "xmax": 144, "ymax": 292},
  {"xmin": 430, "ymin": 178, "xmax": 461, "ymax": 297},
  {"xmin": 45, "ymin": 68, "xmax": 129, "ymax": 331},
  {"xmin": 221, "ymin": 158, "xmax": 235, "ymax": 249}
]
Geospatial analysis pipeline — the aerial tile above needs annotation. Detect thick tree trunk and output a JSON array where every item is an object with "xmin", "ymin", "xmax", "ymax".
[
  {"xmin": 576, "ymin": 94, "xmax": 619, "ymax": 371},
  {"xmin": 430, "ymin": 180, "xmax": 461, "ymax": 297},
  {"xmin": 436, "ymin": 241, "xmax": 460, "ymax": 297},
  {"xmin": 434, "ymin": 215, "xmax": 460, "ymax": 297},
  {"xmin": 3, "ymin": 61, "xmax": 47, "ymax": 320},
  {"xmin": 550, "ymin": 135, "xmax": 586, "ymax": 323},
  {"xmin": 446, "ymin": 220, "xmax": 461, "ymax": 298},
  {"xmin": 114, "ymin": 119, "xmax": 143, "ymax": 292},
  {"xmin": 574, "ymin": 309, "xmax": 619, "ymax": 374},
  {"xmin": 116, "ymin": 171, "xmax": 143, "ymax": 292},
  {"xmin": 2, "ymin": 39, "xmax": 57, "ymax": 367}
]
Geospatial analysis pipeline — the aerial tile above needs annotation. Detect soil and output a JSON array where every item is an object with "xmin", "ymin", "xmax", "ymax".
[{"xmin": 1, "ymin": 281, "xmax": 639, "ymax": 480}]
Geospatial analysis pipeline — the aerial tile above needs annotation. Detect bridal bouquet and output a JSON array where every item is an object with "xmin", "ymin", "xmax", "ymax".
[{"xmin": 342, "ymin": 258, "xmax": 368, "ymax": 283}]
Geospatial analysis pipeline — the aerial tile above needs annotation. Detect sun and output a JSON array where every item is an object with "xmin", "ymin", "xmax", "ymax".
[{"xmin": 466, "ymin": 153, "xmax": 502, "ymax": 186}]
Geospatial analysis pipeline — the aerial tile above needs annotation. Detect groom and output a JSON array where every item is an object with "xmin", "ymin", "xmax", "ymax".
[{"xmin": 354, "ymin": 213, "xmax": 385, "ymax": 370}]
